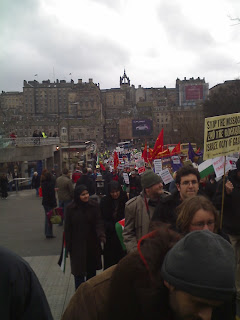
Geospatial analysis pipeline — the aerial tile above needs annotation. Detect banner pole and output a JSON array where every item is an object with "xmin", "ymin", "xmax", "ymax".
[{"xmin": 220, "ymin": 156, "xmax": 226, "ymax": 230}]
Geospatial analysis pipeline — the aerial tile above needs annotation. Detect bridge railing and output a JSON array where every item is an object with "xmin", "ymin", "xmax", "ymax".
[{"xmin": 0, "ymin": 137, "xmax": 60, "ymax": 148}]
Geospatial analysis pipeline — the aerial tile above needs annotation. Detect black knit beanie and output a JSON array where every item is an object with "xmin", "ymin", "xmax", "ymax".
[{"xmin": 161, "ymin": 230, "xmax": 235, "ymax": 301}]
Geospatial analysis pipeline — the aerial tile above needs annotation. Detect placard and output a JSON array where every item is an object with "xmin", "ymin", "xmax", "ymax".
[
  {"xmin": 171, "ymin": 156, "xmax": 180, "ymax": 165},
  {"xmin": 159, "ymin": 168, "xmax": 174, "ymax": 185},
  {"xmin": 154, "ymin": 159, "xmax": 162, "ymax": 175},
  {"xmin": 212, "ymin": 156, "xmax": 232, "ymax": 179},
  {"xmin": 204, "ymin": 113, "xmax": 240, "ymax": 160},
  {"xmin": 226, "ymin": 156, "xmax": 238, "ymax": 170},
  {"xmin": 123, "ymin": 173, "xmax": 130, "ymax": 185}
]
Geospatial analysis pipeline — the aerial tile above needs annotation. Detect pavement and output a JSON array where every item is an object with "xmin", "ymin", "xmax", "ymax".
[{"xmin": 0, "ymin": 189, "xmax": 75, "ymax": 320}]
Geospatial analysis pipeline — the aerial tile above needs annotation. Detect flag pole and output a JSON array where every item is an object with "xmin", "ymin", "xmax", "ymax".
[{"xmin": 220, "ymin": 156, "xmax": 226, "ymax": 230}]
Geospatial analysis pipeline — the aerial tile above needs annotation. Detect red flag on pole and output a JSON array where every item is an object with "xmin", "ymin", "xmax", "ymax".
[
  {"xmin": 114, "ymin": 152, "xmax": 119, "ymax": 170},
  {"xmin": 171, "ymin": 142, "xmax": 181, "ymax": 155},
  {"xmin": 142, "ymin": 141, "xmax": 148, "ymax": 162},
  {"xmin": 152, "ymin": 129, "xmax": 164, "ymax": 156},
  {"xmin": 99, "ymin": 161, "xmax": 106, "ymax": 171}
]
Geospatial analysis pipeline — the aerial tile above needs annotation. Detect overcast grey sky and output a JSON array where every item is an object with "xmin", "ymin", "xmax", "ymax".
[{"xmin": 1, "ymin": 0, "xmax": 240, "ymax": 92}]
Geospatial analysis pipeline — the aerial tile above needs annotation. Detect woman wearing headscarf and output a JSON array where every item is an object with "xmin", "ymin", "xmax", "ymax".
[
  {"xmin": 64, "ymin": 184, "xmax": 106, "ymax": 290},
  {"xmin": 100, "ymin": 181, "xmax": 128, "ymax": 269}
]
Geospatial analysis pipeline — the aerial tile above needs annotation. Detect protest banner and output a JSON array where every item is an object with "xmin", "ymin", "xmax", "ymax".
[
  {"xmin": 154, "ymin": 159, "xmax": 162, "ymax": 175},
  {"xmin": 123, "ymin": 173, "xmax": 130, "ymax": 185},
  {"xmin": 171, "ymin": 156, "xmax": 181, "ymax": 165},
  {"xmin": 212, "ymin": 156, "xmax": 232, "ymax": 179},
  {"xmin": 135, "ymin": 158, "xmax": 145, "ymax": 175},
  {"xmin": 226, "ymin": 156, "xmax": 238, "ymax": 170},
  {"xmin": 160, "ymin": 168, "xmax": 174, "ymax": 185},
  {"xmin": 203, "ymin": 112, "xmax": 240, "ymax": 160}
]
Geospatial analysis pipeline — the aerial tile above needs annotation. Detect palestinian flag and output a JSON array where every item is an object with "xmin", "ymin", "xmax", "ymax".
[
  {"xmin": 58, "ymin": 232, "xmax": 67, "ymax": 273},
  {"xmin": 198, "ymin": 159, "xmax": 214, "ymax": 179},
  {"xmin": 115, "ymin": 219, "xmax": 126, "ymax": 251}
]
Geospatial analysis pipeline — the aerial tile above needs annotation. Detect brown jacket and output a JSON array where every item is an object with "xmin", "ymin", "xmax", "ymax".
[
  {"xmin": 123, "ymin": 191, "xmax": 170, "ymax": 253},
  {"xmin": 61, "ymin": 265, "xmax": 115, "ymax": 320},
  {"xmin": 56, "ymin": 174, "xmax": 74, "ymax": 201}
]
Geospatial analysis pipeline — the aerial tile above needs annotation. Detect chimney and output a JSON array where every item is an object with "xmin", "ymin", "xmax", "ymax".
[
  {"xmin": 78, "ymin": 79, "xmax": 82, "ymax": 84},
  {"xmin": 89, "ymin": 78, "xmax": 93, "ymax": 84}
]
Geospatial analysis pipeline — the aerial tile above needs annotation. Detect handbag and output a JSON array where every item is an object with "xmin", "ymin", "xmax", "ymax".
[
  {"xmin": 39, "ymin": 186, "xmax": 42, "ymax": 197},
  {"xmin": 47, "ymin": 207, "xmax": 63, "ymax": 224}
]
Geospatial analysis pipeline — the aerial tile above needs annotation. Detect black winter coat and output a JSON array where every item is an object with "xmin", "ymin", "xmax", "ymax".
[
  {"xmin": 0, "ymin": 246, "xmax": 53, "ymax": 320},
  {"xmin": 64, "ymin": 200, "xmax": 105, "ymax": 276},
  {"xmin": 41, "ymin": 180, "xmax": 57, "ymax": 208},
  {"xmin": 100, "ymin": 191, "xmax": 128, "ymax": 269},
  {"xmin": 214, "ymin": 171, "xmax": 240, "ymax": 235},
  {"xmin": 32, "ymin": 175, "xmax": 40, "ymax": 189}
]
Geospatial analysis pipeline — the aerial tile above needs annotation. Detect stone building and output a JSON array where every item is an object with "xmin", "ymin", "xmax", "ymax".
[
  {"xmin": 23, "ymin": 79, "xmax": 74, "ymax": 115},
  {"xmin": 1, "ymin": 74, "xmax": 208, "ymax": 149}
]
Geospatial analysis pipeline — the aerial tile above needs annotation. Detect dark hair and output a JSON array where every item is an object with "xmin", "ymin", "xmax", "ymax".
[
  {"xmin": 175, "ymin": 165, "xmax": 200, "ymax": 185},
  {"xmin": 62, "ymin": 168, "xmax": 69, "ymax": 175},
  {"xmin": 108, "ymin": 181, "xmax": 121, "ymax": 194},
  {"xmin": 40, "ymin": 169, "xmax": 52, "ymax": 182},
  {"xmin": 82, "ymin": 168, "xmax": 88, "ymax": 174},
  {"xmin": 176, "ymin": 195, "xmax": 219, "ymax": 234},
  {"xmin": 73, "ymin": 185, "xmax": 88, "ymax": 206}
]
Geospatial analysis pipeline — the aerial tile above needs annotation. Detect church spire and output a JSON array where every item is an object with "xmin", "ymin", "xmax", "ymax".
[{"xmin": 120, "ymin": 69, "xmax": 130, "ymax": 87}]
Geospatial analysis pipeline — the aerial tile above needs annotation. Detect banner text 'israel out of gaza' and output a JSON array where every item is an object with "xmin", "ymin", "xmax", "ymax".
[{"xmin": 203, "ymin": 113, "xmax": 240, "ymax": 160}]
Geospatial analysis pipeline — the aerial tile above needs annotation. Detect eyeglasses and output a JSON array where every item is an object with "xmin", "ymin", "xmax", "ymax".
[
  {"xmin": 191, "ymin": 220, "xmax": 215, "ymax": 228},
  {"xmin": 181, "ymin": 180, "xmax": 198, "ymax": 186}
]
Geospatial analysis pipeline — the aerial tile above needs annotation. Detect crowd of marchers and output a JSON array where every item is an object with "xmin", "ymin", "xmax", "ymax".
[{"xmin": 2, "ymin": 159, "xmax": 240, "ymax": 320}]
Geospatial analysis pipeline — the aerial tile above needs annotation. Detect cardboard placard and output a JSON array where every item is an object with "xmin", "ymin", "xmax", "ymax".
[
  {"xmin": 160, "ymin": 168, "xmax": 174, "ymax": 185},
  {"xmin": 154, "ymin": 159, "xmax": 162, "ymax": 175}
]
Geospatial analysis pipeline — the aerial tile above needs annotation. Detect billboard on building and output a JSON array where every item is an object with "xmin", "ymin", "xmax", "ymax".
[
  {"xmin": 132, "ymin": 119, "xmax": 153, "ymax": 137},
  {"xmin": 185, "ymin": 85, "xmax": 203, "ymax": 100}
]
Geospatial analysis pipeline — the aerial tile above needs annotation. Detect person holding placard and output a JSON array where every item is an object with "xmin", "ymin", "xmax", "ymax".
[{"xmin": 214, "ymin": 157, "xmax": 240, "ymax": 316}]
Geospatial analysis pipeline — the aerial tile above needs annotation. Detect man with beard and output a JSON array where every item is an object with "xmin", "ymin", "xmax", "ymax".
[{"xmin": 123, "ymin": 169, "xmax": 169, "ymax": 253}]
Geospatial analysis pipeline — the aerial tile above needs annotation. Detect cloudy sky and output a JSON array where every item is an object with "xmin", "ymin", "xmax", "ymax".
[{"xmin": 1, "ymin": 0, "xmax": 240, "ymax": 92}]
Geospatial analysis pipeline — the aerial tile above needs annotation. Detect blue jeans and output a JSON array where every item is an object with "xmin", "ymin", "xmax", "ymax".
[
  {"xmin": 35, "ymin": 187, "xmax": 39, "ymax": 196},
  {"xmin": 59, "ymin": 200, "xmax": 72, "ymax": 222},
  {"xmin": 43, "ymin": 205, "xmax": 53, "ymax": 237}
]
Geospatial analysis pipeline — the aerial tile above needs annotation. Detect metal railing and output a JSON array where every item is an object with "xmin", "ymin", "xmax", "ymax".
[
  {"xmin": 14, "ymin": 177, "xmax": 32, "ymax": 192},
  {"xmin": 0, "ymin": 137, "xmax": 60, "ymax": 148}
]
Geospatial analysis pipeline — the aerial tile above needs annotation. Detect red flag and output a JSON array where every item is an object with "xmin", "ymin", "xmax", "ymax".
[
  {"xmin": 142, "ymin": 141, "xmax": 148, "ymax": 162},
  {"xmin": 153, "ymin": 129, "xmax": 164, "ymax": 155},
  {"xmin": 99, "ymin": 161, "xmax": 106, "ymax": 171},
  {"xmin": 171, "ymin": 142, "xmax": 181, "ymax": 155},
  {"xmin": 114, "ymin": 152, "xmax": 119, "ymax": 170},
  {"xmin": 154, "ymin": 148, "xmax": 170, "ymax": 159}
]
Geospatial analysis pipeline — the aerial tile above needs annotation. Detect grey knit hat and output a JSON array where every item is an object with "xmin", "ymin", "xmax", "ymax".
[
  {"xmin": 141, "ymin": 170, "xmax": 162, "ymax": 189},
  {"xmin": 161, "ymin": 230, "xmax": 235, "ymax": 301}
]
